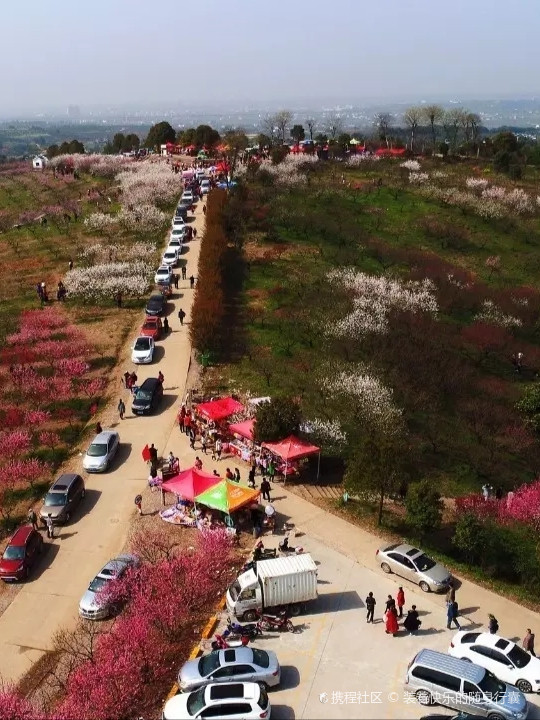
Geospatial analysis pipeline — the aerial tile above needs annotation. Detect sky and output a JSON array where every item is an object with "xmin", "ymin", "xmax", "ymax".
[{"xmin": 1, "ymin": 0, "xmax": 539, "ymax": 115}]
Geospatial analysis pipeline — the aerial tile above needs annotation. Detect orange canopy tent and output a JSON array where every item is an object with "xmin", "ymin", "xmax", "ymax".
[
  {"xmin": 262, "ymin": 435, "xmax": 321, "ymax": 480},
  {"xmin": 228, "ymin": 418, "xmax": 255, "ymax": 441},
  {"xmin": 161, "ymin": 466, "xmax": 221, "ymax": 502},
  {"xmin": 195, "ymin": 480, "xmax": 259, "ymax": 514}
]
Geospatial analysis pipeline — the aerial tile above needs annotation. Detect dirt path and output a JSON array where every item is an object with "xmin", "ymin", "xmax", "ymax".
[{"xmin": 0, "ymin": 200, "xmax": 206, "ymax": 686}]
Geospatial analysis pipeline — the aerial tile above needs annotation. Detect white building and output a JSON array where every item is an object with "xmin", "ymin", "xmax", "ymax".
[{"xmin": 32, "ymin": 155, "xmax": 48, "ymax": 170}]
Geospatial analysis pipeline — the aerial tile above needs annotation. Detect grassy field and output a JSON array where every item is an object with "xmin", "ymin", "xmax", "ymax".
[{"xmin": 206, "ymin": 157, "xmax": 540, "ymax": 498}]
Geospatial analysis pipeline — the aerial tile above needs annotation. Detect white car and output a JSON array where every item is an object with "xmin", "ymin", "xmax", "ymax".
[
  {"xmin": 172, "ymin": 217, "xmax": 185, "ymax": 229},
  {"xmin": 170, "ymin": 227, "xmax": 186, "ymax": 242},
  {"xmin": 162, "ymin": 248, "xmax": 178, "ymax": 267},
  {"xmin": 162, "ymin": 682, "xmax": 270, "ymax": 720},
  {"xmin": 181, "ymin": 191, "xmax": 195, "ymax": 204},
  {"xmin": 154, "ymin": 265, "xmax": 172, "ymax": 284},
  {"xmin": 449, "ymin": 631, "xmax": 540, "ymax": 693},
  {"xmin": 201, "ymin": 180, "xmax": 211, "ymax": 194},
  {"xmin": 167, "ymin": 240, "xmax": 182, "ymax": 254},
  {"xmin": 178, "ymin": 647, "xmax": 280, "ymax": 691},
  {"xmin": 79, "ymin": 554, "xmax": 139, "ymax": 620},
  {"xmin": 131, "ymin": 336, "xmax": 155, "ymax": 364}
]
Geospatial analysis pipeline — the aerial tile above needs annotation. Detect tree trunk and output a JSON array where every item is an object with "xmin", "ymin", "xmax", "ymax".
[{"xmin": 378, "ymin": 489, "xmax": 384, "ymax": 525}]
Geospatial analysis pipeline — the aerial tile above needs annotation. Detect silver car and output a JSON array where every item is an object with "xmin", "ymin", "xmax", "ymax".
[
  {"xmin": 79, "ymin": 554, "xmax": 139, "ymax": 620},
  {"xmin": 179, "ymin": 647, "xmax": 280, "ymax": 692},
  {"xmin": 82, "ymin": 430, "xmax": 119, "ymax": 473},
  {"xmin": 376, "ymin": 543, "xmax": 451, "ymax": 592}
]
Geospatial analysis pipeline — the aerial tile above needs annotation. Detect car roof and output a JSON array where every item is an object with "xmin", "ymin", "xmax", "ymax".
[
  {"xmin": 144, "ymin": 316, "xmax": 160, "ymax": 324},
  {"xmin": 219, "ymin": 647, "xmax": 257, "ymax": 666},
  {"xmin": 385, "ymin": 542, "xmax": 420, "ymax": 556},
  {"xmin": 205, "ymin": 682, "xmax": 260, "ymax": 703},
  {"xmin": 157, "ymin": 265, "xmax": 169, "ymax": 271},
  {"xmin": 8, "ymin": 525, "xmax": 35, "ymax": 546},
  {"xmin": 413, "ymin": 649, "xmax": 486, "ymax": 683},
  {"xmin": 51, "ymin": 473, "xmax": 81, "ymax": 491},
  {"xmin": 148, "ymin": 294, "xmax": 164, "ymax": 301},
  {"xmin": 460, "ymin": 632, "xmax": 514, "ymax": 652},
  {"xmin": 97, "ymin": 554, "xmax": 137, "ymax": 578},
  {"xmin": 140, "ymin": 377, "xmax": 160, "ymax": 389},
  {"xmin": 92, "ymin": 431, "xmax": 118, "ymax": 443}
]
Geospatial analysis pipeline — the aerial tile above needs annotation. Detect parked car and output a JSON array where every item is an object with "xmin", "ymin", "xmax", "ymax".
[
  {"xmin": 145, "ymin": 294, "xmax": 166, "ymax": 316},
  {"xmin": 132, "ymin": 377, "xmax": 164, "ymax": 415},
  {"xmin": 449, "ymin": 631, "xmax": 540, "ymax": 693},
  {"xmin": 168, "ymin": 238, "xmax": 182, "ymax": 251},
  {"xmin": 181, "ymin": 190, "xmax": 195, "ymax": 204},
  {"xmin": 201, "ymin": 179, "xmax": 211, "ymax": 194},
  {"xmin": 82, "ymin": 430, "xmax": 120, "ymax": 473},
  {"xmin": 156, "ymin": 279, "xmax": 173, "ymax": 297},
  {"xmin": 170, "ymin": 227, "xmax": 186, "ymax": 242},
  {"xmin": 179, "ymin": 647, "xmax": 280, "ymax": 692},
  {"xmin": 376, "ymin": 543, "xmax": 451, "ymax": 592},
  {"xmin": 39, "ymin": 473, "xmax": 85, "ymax": 525},
  {"xmin": 131, "ymin": 336, "xmax": 155, "ymax": 364},
  {"xmin": 162, "ymin": 682, "xmax": 270, "ymax": 720},
  {"xmin": 154, "ymin": 265, "xmax": 172, "ymax": 284},
  {"xmin": 172, "ymin": 217, "xmax": 185, "ymax": 230},
  {"xmin": 140, "ymin": 316, "xmax": 163, "ymax": 341},
  {"xmin": 406, "ymin": 649, "xmax": 528, "ymax": 720},
  {"xmin": 79, "ymin": 554, "xmax": 139, "ymax": 620},
  {"xmin": 0, "ymin": 526, "xmax": 43, "ymax": 582},
  {"xmin": 162, "ymin": 248, "xmax": 179, "ymax": 267}
]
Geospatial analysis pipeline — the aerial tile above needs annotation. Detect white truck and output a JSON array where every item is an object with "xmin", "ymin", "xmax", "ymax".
[{"xmin": 226, "ymin": 553, "xmax": 318, "ymax": 621}]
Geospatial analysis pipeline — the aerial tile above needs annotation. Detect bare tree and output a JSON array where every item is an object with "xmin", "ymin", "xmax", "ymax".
[
  {"xmin": 273, "ymin": 110, "xmax": 293, "ymax": 144},
  {"xmin": 443, "ymin": 108, "xmax": 466, "ymax": 152},
  {"xmin": 305, "ymin": 117, "xmax": 316, "ymax": 141},
  {"xmin": 422, "ymin": 104, "xmax": 444, "ymax": 154},
  {"xmin": 374, "ymin": 112, "xmax": 392, "ymax": 148},
  {"xmin": 326, "ymin": 114, "xmax": 344, "ymax": 140},
  {"xmin": 403, "ymin": 106, "xmax": 422, "ymax": 152},
  {"xmin": 261, "ymin": 115, "xmax": 277, "ymax": 145}
]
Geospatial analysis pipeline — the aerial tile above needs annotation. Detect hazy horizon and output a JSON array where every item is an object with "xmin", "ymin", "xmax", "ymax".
[{"xmin": 1, "ymin": 0, "xmax": 539, "ymax": 116}]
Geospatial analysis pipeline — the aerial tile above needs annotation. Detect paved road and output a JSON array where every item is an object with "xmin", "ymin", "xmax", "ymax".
[
  {"xmin": 209, "ymin": 528, "xmax": 540, "ymax": 720},
  {"xmin": 0, "ymin": 198, "xmax": 205, "ymax": 685}
]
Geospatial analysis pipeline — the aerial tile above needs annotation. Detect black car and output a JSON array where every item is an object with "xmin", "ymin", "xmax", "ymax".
[
  {"xmin": 145, "ymin": 294, "xmax": 166, "ymax": 316},
  {"xmin": 131, "ymin": 377, "xmax": 164, "ymax": 415}
]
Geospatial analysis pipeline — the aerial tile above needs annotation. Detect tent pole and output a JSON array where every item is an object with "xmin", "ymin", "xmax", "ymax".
[
  {"xmin": 317, "ymin": 451, "xmax": 321, "ymax": 480},
  {"xmin": 284, "ymin": 459, "xmax": 288, "ymax": 486}
]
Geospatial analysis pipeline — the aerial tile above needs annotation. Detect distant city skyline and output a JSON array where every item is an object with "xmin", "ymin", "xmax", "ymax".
[{"xmin": 1, "ymin": 0, "xmax": 539, "ymax": 116}]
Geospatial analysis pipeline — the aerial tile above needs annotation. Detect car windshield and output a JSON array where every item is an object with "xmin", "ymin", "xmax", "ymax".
[
  {"xmin": 143, "ymin": 322, "xmax": 156, "ymax": 330},
  {"xmin": 186, "ymin": 686, "xmax": 206, "ymax": 716},
  {"xmin": 87, "ymin": 443, "xmax": 107, "ymax": 457},
  {"xmin": 43, "ymin": 492, "xmax": 67, "ymax": 506},
  {"xmin": 478, "ymin": 671, "xmax": 506, "ymax": 697},
  {"xmin": 413, "ymin": 553, "xmax": 436, "ymax": 572},
  {"xmin": 157, "ymin": 269, "xmax": 168, "ymax": 276},
  {"xmin": 136, "ymin": 390, "xmax": 152, "ymax": 401},
  {"xmin": 88, "ymin": 576, "xmax": 109, "ymax": 593},
  {"xmin": 251, "ymin": 648, "xmax": 269, "ymax": 668},
  {"xmin": 507, "ymin": 644, "xmax": 531, "ymax": 668},
  {"xmin": 164, "ymin": 252, "xmax": 176, "ymax": 258},
  {"xmin": 199, "ymin": 651, "xmax": 221, "ymax": 676},
  {"xmin": 134, "ymin": 338, "xmax": 151, "ymax": 351},
  {"xmin": 3, "ymin": 545, "xmax": 25, "ymax": 561},
  {"xmin": 229, "ymin": 580, "xmax": 240, "ymax": 601}
]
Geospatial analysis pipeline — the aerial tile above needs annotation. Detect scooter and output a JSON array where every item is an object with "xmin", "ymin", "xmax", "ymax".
[
  {"xmin": 278, "ymin": 536, "xmax": 303, "ymax": 555},
  {"xmin": 257, "ymin": 609, "xmax": 295, "ymax": 633},
  {"xmin": 211, "ymin": 632, "xmax": 250, "ymax": 651},
  {"xmin": 226, "ymin": 617, "xmax": 261, "ymax": 640}
]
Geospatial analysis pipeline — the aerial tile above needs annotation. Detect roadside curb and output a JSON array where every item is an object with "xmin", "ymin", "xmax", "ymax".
[{"xmin": 165, "ymin": 596, "xmax": 227, "ymax": 702}]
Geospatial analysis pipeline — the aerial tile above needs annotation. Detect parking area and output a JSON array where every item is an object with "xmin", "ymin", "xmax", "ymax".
[{"xmin": 211, "ymin": 533, "xmax": 540, "ymax": 720}]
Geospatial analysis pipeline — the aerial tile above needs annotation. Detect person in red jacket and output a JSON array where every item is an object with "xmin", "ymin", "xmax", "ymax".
[
  {"xmin": 385, "ymin": 603, "xmax": 399, "ymax": 636},
  {"xmin": 396, "ymin": 586, "xmax": 405, "ymax": 618}
]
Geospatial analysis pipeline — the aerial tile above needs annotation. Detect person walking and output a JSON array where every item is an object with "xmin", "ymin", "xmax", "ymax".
[
  {"xmin": 163, "ymin": 317, "xmax": 169, "ymax": 333},
  {"xmin": 149, "ymin": 443, "xmax": 158, "ymax": 472},
  {"xmin": 268, "ymin": 459, "xmax": 275, "ymax": 483},
  {"xmin": 447, "ymin": 600, "xmax": 461, "ymax": 630},
  {"xmin": 158, "ymin": 370, "xmax": 164, "ymax": 385},
  {"xmin": 117, "ymin": 398, "xmax": 126, "ymax": 420},
  {"xmin": 173, "ymin": 274, "xmax": 179, "ymax": 289},
  {"xmin": 184, "ymin": 411, "xmax": 191, "ymax": 436},
  {"xmin": 129, "ymin": 372, "xmax": 138, "ymax": 392},
  {"xmin": 248, "ymin": 466, "xmax": 256, "ymax": 488},
  {"xmin": 178, "ymin": 308, "xmax": 186, "ymax": 326},
  {"xmin": 396, "ymin": 586, "xmax": 405, "ymax": 618},
  {"xmin": 123, "ymin": 371, "xmax": 130, "ymax": 388},
  {"xmin": 182, "ymin": 265, "xmax": 187, "ymax": 280},
  {"xmin": 46, "ymin": 513, "xmax": 54, "ymax": 539},
  {"xmin": 189, "ymin": 427, "xmax": 196, "ymax": 450},
  {"xmin": 365, "ymin": 592, "xmax": 376, "ymax": 623},
  {"xmin": 445, "ymin": 582, "xmax": 456, "ymax": 603},
  {"xmin": 523, "ymin": 629, "xmax": 536, "ymax": 656},
  {"xmin": 134, "ymin": 494, "xmax": 143, "ymax": 515},
  {"xmin": 215, "ymin": 437, "xmax": 222, "ymax": 461},
  {"xmin": 234, "ymin": 468, "xmax": 241, "ymax": 483},
  {"xmin": 261, "ymin": 478, "xmax": 271, "ymax": 502},
  {"xmin": 385, "ymin": 604, "xmax": 399, "ymax": 636},
  {"xmin": 27, "ymin": 507, "xmax": 38, "ymax": 531},
  {"xmin": 385, "ymin": 595, "xmax": 394, "ymax": 612},
  {"xmin": 488, "ymin": 614, "xmax": 499, "ymax": 634},
  {"xmin": 189, "ymin": 275, "xmax": 195, "ymax": 289},
  {"xmin": 201, "ymin": 432, "xmax": 208, "ymax": 454}
]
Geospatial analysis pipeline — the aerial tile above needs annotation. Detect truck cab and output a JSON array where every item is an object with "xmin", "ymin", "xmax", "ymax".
[{"xmin": 226, "ymin": 568, "xmax": 261, "ymax": 621}]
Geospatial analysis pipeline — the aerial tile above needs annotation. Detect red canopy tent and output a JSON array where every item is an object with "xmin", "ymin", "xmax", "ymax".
[
  {"xmin": 196, "ymin": 397, "xmax": 244, "ymax": 422},
  {"xmin": 375, "ymin": 148, "xmax": 406, "ymax": 157},
  {"xmin": 161, "ymin": 466, "xmax": 221, "ymax": 501},
  {"xmin": 228, "ymin": 418, "xmax": 255, "ymax": 441},
  {"xmin": 262, "ymin": 435, "xmax": 321, "ymax": 481}
]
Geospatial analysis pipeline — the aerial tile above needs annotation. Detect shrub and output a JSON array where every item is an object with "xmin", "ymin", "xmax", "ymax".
[
  {"xmin": 253, "ymin": 397, "xmax": 302, "ymax": 442},
  {"xmin": 405, "ymin": 479, "xmax": 443, "ymax": 537}
]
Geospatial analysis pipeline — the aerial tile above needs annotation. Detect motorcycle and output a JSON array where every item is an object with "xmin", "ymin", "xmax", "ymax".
[
  {"xmin": 278, "ymin": 536, "xmax": 303, "ymax": 555},
  {"xmin": 241, "ymin": 543, "xmax": 277, "ymax": 573},
  {"xmin": 226, "ymin": 617, "xmax": 261, "ymax": 640},
  {"xmin": 211, "ymin": 632, "xmax": 250, "ymax": 651},
  {"xmin": 257, "ymin": 609, "xmax": 295, "ymax": 633}
]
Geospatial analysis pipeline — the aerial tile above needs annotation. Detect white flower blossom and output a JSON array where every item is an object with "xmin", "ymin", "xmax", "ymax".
[
  {"xmin": 304, "ymin": 418, "xmax": 346, "ymax": 445},
  {"xmin": 409, "ymin": 172, "xmax": 429, "ymax": 184},
  {"xmin": 400, "ymin": 160, "xmax": 421, "ymax": 171},
  {"xmin": 475, "ymin": 300, "xmax": 522, "ymax": 328},
  {"xmin": 328, "ymin": 269, "xmax": 438, "ymax": 336},
  {"xmin": 466, "ymin": 177, "xmax": 489, "ymax": 189},
  {"xmin": 64, "ymin": 261, "xmax": 153, "ymax": 300},
  {"xmin": 347, "ymin": 154, "xmax": 380, "ymax": 165}
]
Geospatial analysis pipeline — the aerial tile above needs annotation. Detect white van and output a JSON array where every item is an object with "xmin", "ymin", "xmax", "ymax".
[{"xmin": 405, "ymin": 649, "xmax": 528, "ymax": 720}]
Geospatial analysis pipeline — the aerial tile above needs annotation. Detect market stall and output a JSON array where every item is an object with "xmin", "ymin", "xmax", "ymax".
[
  {"xmin": 227, "ymin": 418, "xmax": 255, "ymax": 462},
  {"xmin": 159, "ymin": 466, "xmax": 222, "ymax": 527},
  {"xmin": 262, "ymin": 435, "xmax": 321, "ymax": 482},
  {"xmin": 196, "ymin": 396, "xmax": 244, "ymax": 423},
  {"xmin": 195, "ymin": 479, "xmax": 260, "ymax": 533}
]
